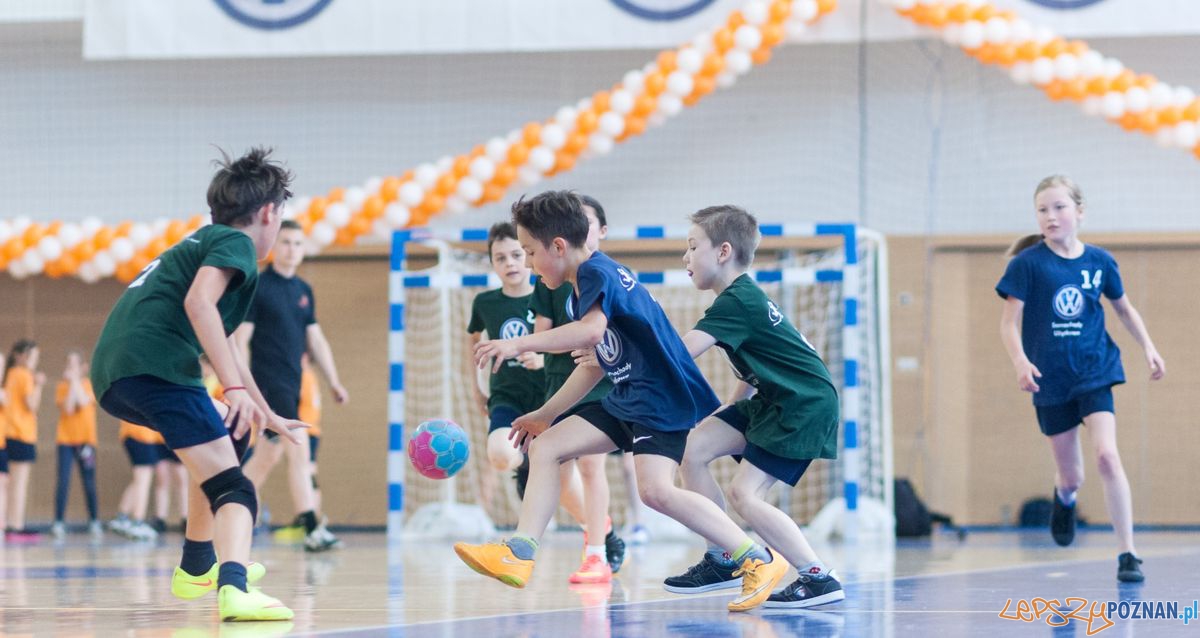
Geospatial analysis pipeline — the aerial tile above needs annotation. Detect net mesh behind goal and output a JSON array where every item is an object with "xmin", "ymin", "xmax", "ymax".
[{"xmin": 399, "ymin": 233, "xmax": 887, "ymax": 536}]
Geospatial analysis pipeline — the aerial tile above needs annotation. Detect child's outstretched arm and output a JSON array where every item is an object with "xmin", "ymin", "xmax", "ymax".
[
  {"xmin": 1109, "ymin": 295, "xmax": 1165, "ymax": 380},
  {"xmin": 1000, "ymin": 296, "xmax": 1041, "ymax": 393},
  {"xmin": 474, "ymin": 305, "xmax": 607, "ymax": 372},
  {"xmin": 681, "ymin": 329, "xmax": 717, "ymax": 359}
]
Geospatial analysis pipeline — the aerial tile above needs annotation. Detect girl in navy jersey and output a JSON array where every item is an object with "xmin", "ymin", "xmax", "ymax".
[{"xmin": 997, "ymin": 175, "xmax": 1164, "ymax": 583}]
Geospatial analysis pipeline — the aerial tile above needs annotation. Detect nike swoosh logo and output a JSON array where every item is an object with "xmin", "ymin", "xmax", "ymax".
[
  {"xmin": 735, "ymin": 581, "xmax": 773, "ymax": 604},
  {"xmin": 500, "ymin": 556, "xmax": 526, "ymax": 565},
  {"xmin": 186, "ymin": 238, "xmax": 200, "ymax": 243},
  {"xmin": 187, "ymin": 578, "xmax": 213, "ymax": 587},
  {"xmin": 632, "ymin": 436, "xmax": 652, "ymax": 443}
]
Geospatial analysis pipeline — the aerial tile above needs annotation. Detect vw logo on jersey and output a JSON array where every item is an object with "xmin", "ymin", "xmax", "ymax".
[
  {"xmin": 213, "ymin": 0, "xmax": 334, "ymax": 30},
  {"xmin": 595, "ymin": 329, "xmax": 623, "ymax": 366},
  {"xmin": 609, "ymin": 0, "xmax": 717, "ymax": 21},
  {"xmin": 500, "ymin": 318, "xmax": 529, "ymax": 340},
  {"xmin": 1025, "ymin": 0, "xmax": 1106, "ymax": 9},
  {"xmin": 565, "ymin": 294, "xmax": 575, "ymax": 320},
  {"xmin": 767, "ymin": 300, "xmax": 784, "ymax": 327},
  {"xmin": 616, "ymin": 267, "xmax": 637, "ymax": 292},
  {"xmin": 1053, "ymin": 285, "xmax": 1085, "ymax": 319}
]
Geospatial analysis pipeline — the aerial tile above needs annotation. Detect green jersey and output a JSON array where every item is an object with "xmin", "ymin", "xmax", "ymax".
[
  {"xmin": 467, "ymin": 288, "xmax": 545, "ymax": 413},
  {"xmin": 529, "ymin": 278, "xmax": 613, "ymax": 404},
  {"xmin": 694, "ymin": 274, "xmax": 839, "ymax": 460},
  {"xmin": 91, "ymin": 224, "xmax": 260, "ymax": 400}
]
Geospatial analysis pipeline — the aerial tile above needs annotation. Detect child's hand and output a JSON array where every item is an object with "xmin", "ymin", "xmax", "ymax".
[
  {"xmin": 223, "ymin": 389, "xmax": 265, "ymax": 440},
  {"xmin": 1015, "ymin": 360, "xmax": 1041, "ymax": 393},
  {"xmin": 34, "ymin": 372, "xmax": 46, "ymax": 386},
  {"xmin": 1146, "ymin": 348, "xmax": 1166, "ymax": 381},
  {"xmin": 509, "ymin": 410, "xmax": 551, "ymax": 453},
  {"xmin": 263, "ymin": 412, "xmax": 309, "ymax": 445},
  {"xmin": 571, "ymin": 348, "xmax": 599, "ymax": 369},
  {"xmin": 474, "ymin": 338, "xmax": 521, "ymax": 373},
  {"xmin": 516, "ymin": 352, "xmax": 544, "ymax": 371}
]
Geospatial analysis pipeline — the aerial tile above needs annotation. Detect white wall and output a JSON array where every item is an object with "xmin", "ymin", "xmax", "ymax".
[{"xmin": 1, "ymin": 22, "xmax": 1198, "ymax": 235}]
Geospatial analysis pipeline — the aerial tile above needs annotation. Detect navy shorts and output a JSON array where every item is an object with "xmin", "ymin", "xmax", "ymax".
[
  {"xmin": 570, "ymin": 401, "xmax": 689, "ymax": 464},
  {"xmin": 155, "ymin": 444, "xmax": 181, "ymax": 464},
  {"xmin": 489, "ymin": 404, "xmax": 523, "ymax": 434},
  {"xmin": 6, "ymin": 440, "xmax": 36, "ymax": 462},
  {"xmin": 1035, "ymin": 386, "xmax": 1115, "ymax": 436},
  {"xmin": 712, "ymin": 405, "xmax": 814, "ymax": 487},
  {"xmin": 124, "ymin": 439, "xmax": 161, "ymax": 466},
  {"xmin": 101, "ymin": 375, "xmax": 249, "ymax": 459},
  {"xmin": 0, "ymin": 447, "xmax": 8, "ymax": 473},
  {"xmin": 310, "ymin": 434, "xmax": 320, "ymax": 463}
]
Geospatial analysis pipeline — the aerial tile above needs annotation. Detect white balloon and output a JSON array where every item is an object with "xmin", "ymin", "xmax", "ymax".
[
  {"xmin": 9, "ymin": 259, "xmax": 28, "ymax": 280},
  {"xmin": 554, "ymin": 106, "xmax": 579, "ymax": 129},
  {"xmin": 1172, "ymin": 87, "xmax": 1196, "ymax": 109},
  {"xmin": 93, "ymin": 251, "xmax": 116, "ymax": 277},
  {"xmin": 57, "ymin": 223, "xmax": 82, "ymax": 249},
  {"xmin": 363, "ymin": 176, "xmax": 383, "ymax": 194},
  {"xmin": 1030, "ymin": 58, "xmax": 1055, "ymax": 86},
  {"xmin": 1155, "ymin": 128, "xmax": 1176, "ymax": 148},
  {"xmin": 942, "ymin": 23, "xmax": 963, "ymax": 46},
  {"xmin": 107, "ymin": 237, "xmax": 133, "ymax": 263},
  {"xmin": 80, "ymin": 217, "xmax": 103, "ymax": 235},
  {"xmin": 21, "ymin": 250, "xmax": 44, "ymax": 274},
  {"xmin": 456, "ymin": 177, "xmax": 483, "ymax": 203},
  {"xmin": 734, "ymin": 25, "xmax": 763, "ymax": 51},
  {"xmin": 1148, "ymin": 83, "xmax": 1174, "ymax": 110},
  {"xmin": 676, "ymin": 48, "xmax": 704, "ymax": 75},
  {"xmin": 414, "ymin": 164, "xmax": 439, "ymax": 189},
  {"xmin": 1101, "ymin": 92, "xmax": 1127, "ymax": 119},
  {"xmin": 290, "ymin": 196, "xmax": 311, "ymax": 216},
  {"xmin": 715, "ymin": 72, "xmax": 738, "ymax": 89},
  {"xmin": 984, "ymin": 17, "xmax": 1010, "ymax": 45},
  {"xmin": 690, "ymin": 31, "xmax": 714, "ymax": 55},
  {"xmin": 1124, "ymin": 87, "xmax": 1150, "ymax": 114},
  {"xmin": 485, "ymin": 137, "xmax": 509, "ymax": 163},
  {"xmin": 1174, "ymin": 122, "xmax": 1198, "ymax": 148},
  {"xmin": 1078, "ymin": 50, "xmax": 1104, "ymax": 78},
  {"xmin": 960, "ymin": 21, "xmax": 985, "ymax": 50},
  {"xmin": 435, "ymin": 156, "xmax": 454, "ymax": 173},
  {"xmin": 517, "ymin": 166, "xmax": 543, "ymax": 187},
  {"xmin": 725, "ymin": 50, "xmax": 753, "ymax": 75},
  {"xmin": 1081, "ymin": 96, "xmax": 1104, "ymax": 117},
  {"xmin": 666, "ymin": 71, "xmax": 694, "ymax": 97},
  {"xmin": 129, "ymin": 223, "xmax": 153, "ymax": 249},
  {"xmin": 575, "ymin": 98, "xmax": 593, "ymax": 114},
  {"xmin": 528, "ymin": 146, "xmax": 556, "ymax": 173},
  {"xmin": 657, "ymin": 94, "xmax": 684, "ymax": 117},
  {"xmin": 785, "ymin": 19, "xmax": 809, "ymax": 43},
  {"xmin": 398, "ymin": 182, "xmax": 425, "ymax": 208},
  {"xmin": 324, "ymin": 202, "xmax": 352, "ymax": 228},
  {"xmin": 1054, "ymin": 54, "xmax": 1079, "ymax": 81},
  {"xmin": 1102, "ymin": 58, "xmax": 1124, "ymax": 78},
  {"xmin": 343, "ymin": 187, "xmax": 368, "ymax": 212},
  {"xmin": 599, "ymin": 111, "xmax": 626, "ymax": 137},
  {"xmin": 469, "ymin": 156, "xmax": 496, "ymax": 182},
  {"xmin": 792, "ymin": 0, "xmax": 819, "ymax": 21},
  {"xmin": 610, "ymin": 89, "xmax": 635, "ymax": 115},
  {"xmin": 588, "ymin": 134, "xmax": 614, "ymax": 156},
  {"xmin": 1010, "ymin": 19, "xmax": 1033, "ymax": 44},
  {"xmin": 743, "ymin": 0, "xmax": 769, "ymax": 25},
  {"xmin": 372, "ymin": 219, "xmax": 394, "ymax": 239},
  {"xmin": 152, "ymin": 218, "xmax": 170, "ymax": 235},
  {"xmin": 540, "ymin": 123, "xmax": 567, "ymax": 150},
  {"xmin": 622, "ymin": 70, "xmax": 645, "ymax": 94},
  {"xmin": 78, "ymin": 261, "xmax": 99, "ymax": 284},
  {"xmin": 11, "ymin": 216, "xmax": 32, "ymax": 232},
  {"xmin": 311, "ymin": 221, "xmax": 336, "ymax": 246},
  {"xmin": 385, "ymin": 203, "xmax": 411, "ymax": 227},
  {"xmin": 445, "ymin": 195, "xmax": 469, "ymax": 214},
  {"xmin": 1033, "ymin": 26, "xmax": 1055, "ymax": 45},
  {"xmin": 1010, "ymin": 62, "xmax": 1032, "ymax": 85},
  {"xmin": 37, "ymin": 236, "xmax": 63, "ymax": 261}
]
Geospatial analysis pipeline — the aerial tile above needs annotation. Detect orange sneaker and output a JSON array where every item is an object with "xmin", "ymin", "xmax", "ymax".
[
  {"xmin": 728, "ymin": 548, "xmax": 789, "ymax": 612},
  {"xmin": 569, "ymin": 554, "xmax": 613, "ymax": 584},
  {"xmin": 454, "ymin": 541, "xmax": 533, "ymax": 589}
]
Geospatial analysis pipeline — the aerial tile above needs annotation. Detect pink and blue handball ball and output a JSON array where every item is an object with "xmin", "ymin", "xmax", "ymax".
[{"xmin": 407, "ymin": 419, "xmax": 470, "ymax": 479}]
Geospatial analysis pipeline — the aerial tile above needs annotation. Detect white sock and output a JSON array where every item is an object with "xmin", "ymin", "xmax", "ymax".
[
  {"xmin": 585, "ymin": 544, "xmax": 605, "ymax": 559},
  {"xmin": 1057, "ymin": 487, "xmax": 1077, "ymax": 506}
]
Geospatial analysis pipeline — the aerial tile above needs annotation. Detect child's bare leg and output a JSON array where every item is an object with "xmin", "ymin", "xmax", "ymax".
[
  {"xmin": 727, "ymin": 463, "xmax": 819, "ymax": 567},
  {"xmin": 513, "ymin": 418, "xmax": 616, "ymax": 543}
]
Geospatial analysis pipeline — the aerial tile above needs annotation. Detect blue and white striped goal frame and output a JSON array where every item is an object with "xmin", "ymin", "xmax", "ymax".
[{"xmin": 387, "ymin": 223, "xmax": 878, "ymax": 539}]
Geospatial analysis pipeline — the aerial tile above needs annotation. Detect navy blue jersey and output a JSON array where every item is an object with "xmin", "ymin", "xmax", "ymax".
[
  {"xmin": 569, "ymin": 251, "xmax": 719, "ymax": 431},
  {"xmin": 996, "ymin": 242, "xmax": 1125, "ymax": 406}
]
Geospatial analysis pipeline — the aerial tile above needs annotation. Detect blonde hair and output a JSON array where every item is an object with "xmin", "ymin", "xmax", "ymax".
[{"xmin": 1006, "ymin": 175, "xmax": 1086, "ymax": 257}]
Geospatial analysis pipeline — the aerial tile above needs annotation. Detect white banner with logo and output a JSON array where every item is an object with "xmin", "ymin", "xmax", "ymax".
[{"xmin": 83, "ymin": 0, "xmax": 1200, "ymax": 60}]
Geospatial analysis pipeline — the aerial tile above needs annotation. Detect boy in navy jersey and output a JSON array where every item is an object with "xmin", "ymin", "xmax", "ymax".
[
  {"xmin": 455, "ymin": 191, "xmax": 788, "ymax": 612},
  {"xmin": 998, "ymin": 175, "xmax": 1164, "ymax": 583}
]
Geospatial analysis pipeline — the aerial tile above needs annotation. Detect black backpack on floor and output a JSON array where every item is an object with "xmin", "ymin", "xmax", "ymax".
[{"xmin": 894, "ymin": 478, "xmax": 966, "ymax": 539}]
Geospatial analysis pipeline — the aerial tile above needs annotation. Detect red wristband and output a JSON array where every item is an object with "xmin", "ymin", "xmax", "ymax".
[{"xmin": 224, "ymin": 386, "xmax": 247, "ymax": 393}]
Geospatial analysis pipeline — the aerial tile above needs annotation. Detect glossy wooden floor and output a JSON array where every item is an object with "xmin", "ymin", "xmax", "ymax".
[{"xmin": 1, "ymin": 527, "xmax": 1198, "ymax": 636}]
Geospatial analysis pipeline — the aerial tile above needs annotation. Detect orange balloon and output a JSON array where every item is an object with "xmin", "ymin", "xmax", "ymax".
[
  {"xmin": 493, "ymin": 163, "xmax": 518, "ymax": 187},
  {"xmin": 1044, "ymin": 81, "xmax": 1068, "ymax": 101},
  {"xmin": 3, "ymin": 238, "xmax": 22, "ymax": 261},
  {"xmin": 1118, "ymin": 113, "xmax": 1139, "ymax": 130},
  {"xmin": 909, "ymin": 5, "xmax": 929, "ymax": 24},
  {"xmin": 995, "ymin": 44, "xmax": 1018, "ymax": 67},
  {"xmin": 1065, "ymin": 78, "xmax": 1089, "ymax": 101},
  {"xmin": 727, "ymin": 10, "xmax": 745, "ymax": 29},
  {"xmin": 362, "ymin": 194, "xmax": 385, "ymax": 219},
  {"xmin": 713, "ymin": 27, "xmax": 734, "ymax": 53},
  {"xmin": 1193, "ymin": 143, "xmax": 1200, "ymax": 161},
  {"xmin": 418, "ymin": 195, "xmax": 445, "ymax": 217},
  {"xmin": 115, "ymin": 220, "xmax": 133, "ymax": 237},
  {"xmin": 522, "ymin": 122, "xmax": 542, "ymax": 147},
  {"xmin": 1137, "ymin": 111, "xmax": 1160, "ymax": 133},
  {"xmin": 470, "ymin": 144, "xmax": 486, "ymax": 158},
  {"xmin": 128, "ymin": 254, "xmax": 150, "ymax": 275},
  {"xmin": 1067, "ymin": 41, "xmax": 1089, "ymax": 57},
  {"xmin": 1159, "ymin": 107, "xmax": 1183, "ymax": 126},
  {"xmin": 506, "ymin": 143, "xmax": 530, "ymax": 165},
  {"xmin": 148, "ymin": 236, "xmax": 169, "ymax": 257},
  {"xmin": 435, "ymin": 172, "xmax": 457, "ymax": 197},
  {"xmin": 692, "ymin": 75, "xmax": 716, "ymax": 97},
  {"xmin": 308, "ymin": 197, "xmax": 328, "ymax": 221},
  {"xmin": 624, "ymin": 116, "xmax": 647, "ymax": 137},
  {"xmin": 1086, "ymin": 76, "xmax": 1111, "ymax": 95},
  {"xmin": 817, "ymin": 0, "xmax": 836, "ymax": 14},
  {"xmin": 481, "ymin": 183, "xmax": 505, "ymax": 204},
  {"xmin": 93, "ymin": 227, "xmax": 116, "ymax": 250},
  {"xmin": 409, "ymin": 208, "xmax": 431, "ymax": 227},
  {"xmin": 380, "ymin": 177, "xmax": 401, "ymax": 202},
  {"xmin": 47, "ymin": 220, "xmax": 63, "ymax": 235},
  {"xmin": 73, "ymin": 241, "xmax": 96, "ymax": 263},
  {"xmin": 682, "ymin": 94, "xmax": 701, "ymax": 107},
  {"xmin": 761, "ymin": 23, "xmax": 784, "ymax": 47},
  {"xmin": 751, "ymin": 47, "xmax": 772, "ymax": 65},
  {"xmin": 115, "ymin": 261, "xmax": 137, "ymax": 284},
  {"xmin": 927, "ymin": 5, "xmax": 949, "ymax": 27},
  {"xmin": 400, "ymin": 169, "xmax": 415, "ymax": 181},
  {"xmin": 187, "ymin": 214, "xmax": 204, "ymax": 229},
  {"xmin": 166, "ymin": 220, "xmax": 187, "ymax": 244},
  {"xmin": 564, "ymin": 133, "xmax": 588, "ymax": 154},
  {"xmin": 58, "ymin": 253, "xmax": 79, "ymax": 275},
  {"xmin": 1111, "ymin": 70, "xmax": 1136, "ymax": 92},
  {"xmin": 452, "ymin": 155, "xmax": 471, "ymax": 178},
  {"xmin": 1041, "ymin": 39, "xmax": 1066, "ymax": 59},
  {"xmin": 575, "ymin": 111, "xmax": 599, "ymax": 135},
  {"xmin": 327, "ymin": 187, "xmax": 345, "ymax": 202},
  {"xmin": 973, "ymin": 45, "xmax": 997, "ymax": 64},
  {"xmin": 299, "ymin": 218, "xmax": 314, "ymax": 235},
  {"xmin": 23, "ymin": 223, "xmax": 45, "ymax": 247},
  {"xmin": 972, "ymin": 4, "xmax": 996, "ymax": 22},
  {"xmin": 947, "ymin": 2, "xmax": 971, "ymax": 22},
  {"xmin": 555, "ymin": 151, "xmax": 577, "ymax": 173},
  {"xmin": 1136, "ymin": 74, "xmax": 1157, "ymax": 90},
  {"xmin": 43, "ymin": 260, "xmax": 61, "ymax": 279},
  {"xmin": 334, "ymin": 227, "xmax": 355, "ymax": 247},
  {"xmin": 769, "ymin": 0, "xmax": 792, "ymax": 23},
  {"xmin": 1016, "ymin": 41, "xmax": 1040, "ymax": 62},
  {"xmin": 701, "ymin": 53, "xmax": 725, "ymax": 77},
  {"xmin": 633, "ymin": 94, "xmax": 658, "ymax": 117},
  {"xmin": 656, "ymin": 51, "xmax": 677, "ymax": 74},
  {"xmin": 348, "ymin": 215, "xmax": 371, "ymax": 236},
  {"xmin": 644, "ymin": 72, "xmax": 666, "ymax": 96},
  {"xmin": 591, "ymin": 91, "xmax": 611, "ymax": 114},
  {"xmin": 1183, "ymin": 99, "xmax": 1200, "ymax": 122}
]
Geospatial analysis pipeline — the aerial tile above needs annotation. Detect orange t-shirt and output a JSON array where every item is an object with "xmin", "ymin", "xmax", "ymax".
[
  {"xmin": 118, "ymin": 420, "xmax": 164, "ymax": 445},
  {"xmin": 56, "ymin": 379, "xmax": 98, "ymax": 446},
  {"xmin": 298, "ymin": 368, "xmax": 322, "ymax": 437},
  {"xmin": 4, "ymin": 366, "xmax": 39, "ymax": 444}
]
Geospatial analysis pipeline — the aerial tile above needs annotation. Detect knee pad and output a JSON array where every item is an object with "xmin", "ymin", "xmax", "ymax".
[
  {"xmin": 311, "ymin": 474, "xmax": 320, "ymax": 490},
  {"xmin": 200, "ymin": 467, "xmax": 259, "ymax": 524}
]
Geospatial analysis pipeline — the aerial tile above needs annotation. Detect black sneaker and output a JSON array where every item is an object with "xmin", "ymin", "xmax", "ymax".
[
  {"xmin": 763, "ymin": 572, "xmax": 846, "ymax": 608},
  {"xmin": 605, "ymin": 531, "xmax": 626, "ymax": 574},
  {"xmin": 663, "ymin": 553, "xmax": 742, "ymax": 594},
  {"xmin": 148, "ymin": 518, "xmax": 167, "ymax": 534},
  {"xmin": 1117, "ymin": 552, "xmax": 1144, "ymax": 583},
  {"xmin": 514, "ymin": 456, "xmax": 530, "ymax": 501},
  {"xmin": 1050, "ymin": 488, "xmax": 1076, "ymax": 547}
]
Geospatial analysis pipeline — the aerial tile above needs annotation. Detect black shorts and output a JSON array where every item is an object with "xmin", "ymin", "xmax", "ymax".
[
  {"xmin": 569, "ymin": 401, "xmax": 689, "ymax": 464},
  {"xmin": 6, "ymin": 440, "xmax": 36, "ymax": 462},
  {"xmin": 124, "ymin": 439, "xmax": 161, "ymax": 467},
  {"xmin": 309, "ymin": 434, "xmax": 320, "ymax": 463},
  {"xmin": 0, "ymin": 447, "xmax": 8, "ymax": 473},
  {"xmin": 155, "ymin": 444, "xmax": 181, "ymax": 464},
  {"xmin": 1035, "ymin": 386, "xmax": 1115, "ymax": 437},
  {"xmin": 488, "ymin": 404, "xmax": 523, "ymax": 434},
  {"xmin": 712, "ymin": 405, "xmax": 814, "ymax": 487}
]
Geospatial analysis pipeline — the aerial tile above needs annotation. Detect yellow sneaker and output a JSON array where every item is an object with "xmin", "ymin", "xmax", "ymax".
[
  {"xmin": 171, "ymin": 562, "xmax": 267, "ymax": 600},
  {"xmin": 272, "ymin": 525, "xmax": 305, "ymax": 543},
  {"xmin": 218, "ymin": 585, "xmax": 293, "ymax": 622},
  {"xmin": 454, "ymin": 541, "xmax": 533, "ymax": 588},
  {"xmin": 728, "ymin": 548, "xmax": 789, "ymax": 612},
  {"xmin": 568, "ymin": 554, "xmax": 612, "ymax": 584}
]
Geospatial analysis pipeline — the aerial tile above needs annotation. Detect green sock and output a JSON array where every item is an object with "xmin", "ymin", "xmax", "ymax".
[
  {"xmin": 731, "ymin": 539, "xmax": 771, "ymax": 564},
  {"xmin": 506, "ymin": 535, "xmax": 539, "ymax": 560}
]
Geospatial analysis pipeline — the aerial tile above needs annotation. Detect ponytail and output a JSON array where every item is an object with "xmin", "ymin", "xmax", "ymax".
[{"xmin": 1006, "ymin": 234, "xmax": 1043, "ymax": 258}]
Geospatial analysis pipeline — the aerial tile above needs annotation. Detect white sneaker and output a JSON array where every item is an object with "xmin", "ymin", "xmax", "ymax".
[
  {"xmin": 304, "ymin": 524, "xmax": 342, "ymax": 553},
  {"xmin": 88, "ymin": 520, "xmax": 104, "ymax": 538},
  {"xmin": 50, "ymin": 521, "xmax": 67, "ymax": 539},
  {"xmin": 623, "ymin": 524, "xmax": 650, "ymax": 546},
  {"xmin": 127, "ymin": 521, "xmax": 159, "ymax": 541},
  {"xmin": 108, "ymin": 516, "xmax": 132, "ymax": 536}
]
